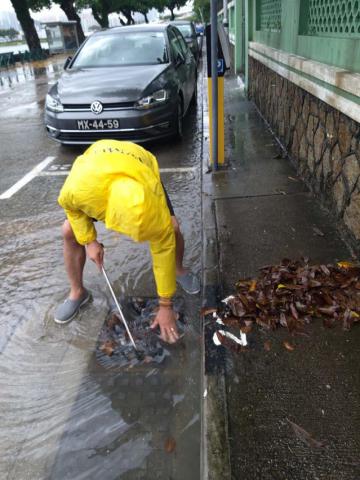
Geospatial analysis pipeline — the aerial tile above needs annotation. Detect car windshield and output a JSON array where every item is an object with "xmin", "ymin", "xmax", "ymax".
[
  {"xmin": 71, "ymin": 31, "xmax": 169, "ymax": 67},
  {"xmin": 176, "ymin": 24, "xmax": 193, "ymax": 39}
]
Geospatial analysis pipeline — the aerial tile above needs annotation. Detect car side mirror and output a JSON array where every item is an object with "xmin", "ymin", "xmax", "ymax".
[
  {"xmin": 175, "ymin": 52, "xmax": 185, "ymax": 67},
  {"xmin": 64, "ymin": 56, "xmax": 72, "ymax": 70}
]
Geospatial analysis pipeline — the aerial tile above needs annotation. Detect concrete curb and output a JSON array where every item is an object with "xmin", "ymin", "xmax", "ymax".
[{"xmin": 201, "ymin": 68, "xmax": 232, "ymax": 480}]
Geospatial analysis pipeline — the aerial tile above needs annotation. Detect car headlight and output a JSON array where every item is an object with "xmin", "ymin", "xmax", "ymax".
[
  {"xmin": 46, "ymin": 93, "xmax": 64, "ymax": 113},
  {"xmin": 136, "ymin": 89, "xmax": 169, "ymax": 109}
]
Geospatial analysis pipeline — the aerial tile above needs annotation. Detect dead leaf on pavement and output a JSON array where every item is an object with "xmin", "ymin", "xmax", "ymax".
[
  {"xmin": 287, "ymin": 419, "xmax": 324, "ymax": 448},
  {"xmin": 107, "ymin": 314, "xmax": 121, "ymax": 329},
  {"xmin": 320, "ymin": 264, "xmax": 330, "ymax": 276},
  {"xmin": 264, "ymin": 340, "xmax": 271, "ymax": 351},
  {"xmin": 240, "ymin": 325, "xmax": 252, "ymax": 334},
  {"xmin": 313, "ymin": 227, "xmax": 325, "ymax": 237},
  {"xmin": 283, "ymin": 341, "xmax": 295, "ymax": 351},
  {"xmin": 337, "ymin": 261, "xmax": 356, "ymax": 269},
  {"xmin": 223, "ymin": 316, "xmax": 241, "ymax": 327},
  {"xmin": 200, "ymin": 307, "xmax": 217, "ymax": 317},
  {"xmin": 249, "ymin": 280, "xmax": 257, "ymax": 292},
  {"xmin": 100, "ymin": 340, "xmax": 117, "ymax": 357},
  {"xmin": 164, "ymin": 437, "xmax": 176, "ymax": 453},
  {"xmin": 279, "ymin": 313, "xmax": 288, "ymax": 328},
  {"xmin": 215, "ymin": 258, "xmax": 360, "ymax": 355}
]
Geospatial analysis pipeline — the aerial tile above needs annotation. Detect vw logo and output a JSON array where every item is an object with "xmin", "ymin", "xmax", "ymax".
[{"xmin": 90, "ymin": 100, "xmax": 103, "ymax": 114}]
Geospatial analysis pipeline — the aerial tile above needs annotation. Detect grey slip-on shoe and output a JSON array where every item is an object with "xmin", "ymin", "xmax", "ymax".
[
  {"xmin": 176, "ymin": 272, "xmax": 200, "ymax": 295},
  {"xmin": 54, "ymin": 290, "xmax": 91, "ymax": 324}
]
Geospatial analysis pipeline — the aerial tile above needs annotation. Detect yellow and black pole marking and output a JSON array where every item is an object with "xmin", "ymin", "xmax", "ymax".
[
  {"xmin": 207, "ymin": 74, "xmax": 224, "ymax": 166},
  {"xmin": 206, "ymin": 24, "xmax": 226, "ymax": 167}
]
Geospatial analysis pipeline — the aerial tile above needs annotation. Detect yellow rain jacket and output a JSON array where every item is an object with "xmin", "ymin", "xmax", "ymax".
[{"xmin": 58, "ymin": 140, "xmax": 176, "ymax": 298}]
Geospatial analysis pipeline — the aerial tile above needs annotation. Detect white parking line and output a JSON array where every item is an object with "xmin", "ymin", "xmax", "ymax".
[
  {"xmin": 39, "ymin": 171, "xmax": 70, "ymax": 176},
  {"xmin": 0, "ymin": 156, "xmax": 55, "ymax": 200},
  {"xmin": 39, "ymin": 166, "xmax": 198, "ymax": 176},
  {"xmin": 0, "ymin": 163, "xmax": 197, "ymax": 200}
]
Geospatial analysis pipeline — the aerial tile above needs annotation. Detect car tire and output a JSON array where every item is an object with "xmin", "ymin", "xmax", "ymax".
[{"xmin": 175, "ymin": 96, "xmax": 184, "ymax": 140}]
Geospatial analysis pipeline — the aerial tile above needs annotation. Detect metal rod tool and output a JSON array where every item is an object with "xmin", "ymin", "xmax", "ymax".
[{"xmin": 101, "ymin": 265, "xmax": 137, "ymax": 350}]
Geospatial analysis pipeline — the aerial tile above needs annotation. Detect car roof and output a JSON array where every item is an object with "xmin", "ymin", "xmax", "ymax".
[
  {"xmin": 169, "ymin": 20, "xmax": 193, "ymax": 25},
  {"xmin": 93, "ymin": 23, "xmax": 169, "ymax": 35}
]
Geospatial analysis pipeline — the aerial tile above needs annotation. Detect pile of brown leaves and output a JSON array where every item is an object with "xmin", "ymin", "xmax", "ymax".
[{"xmin": 220, "ymin": 258, "xmax": 360, "ymax": 334}]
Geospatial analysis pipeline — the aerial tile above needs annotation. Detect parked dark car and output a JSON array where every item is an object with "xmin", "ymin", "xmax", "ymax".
[
  {"xmin": 44, "ymin": 24, "xmax": 197, "ymax": 145},
  {"xmin": 169, "ymin": 21, "xmax": 201, "ymax": 62}
]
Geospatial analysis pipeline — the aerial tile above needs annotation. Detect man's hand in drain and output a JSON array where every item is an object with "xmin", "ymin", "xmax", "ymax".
[{"xmin": 151, "ymin": 300, "xmax": 179, "ymax": 344}]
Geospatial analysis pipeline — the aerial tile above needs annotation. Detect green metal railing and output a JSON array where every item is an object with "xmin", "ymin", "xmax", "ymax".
[
  {"xmin": 252, "ymin": 0, "xmax": 360, "ymax": 71},
  {"xmin": 257, "ymin": 0, "xmax": 281, "ymax": 32},
  {"xmin": 300, "ymin": 0, "xmax": 360, "ymax": 38}
]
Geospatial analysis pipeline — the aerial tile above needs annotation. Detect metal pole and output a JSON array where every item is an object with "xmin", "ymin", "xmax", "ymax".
[
  {"xmin": 101, "ymin": 266, "xmax": 137, "ymax": 350},
  {"xmin": 211, "ymin": 0, "xmax": 218, "ymax": 170}
]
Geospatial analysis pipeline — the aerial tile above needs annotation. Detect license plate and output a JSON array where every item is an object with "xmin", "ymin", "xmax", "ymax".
[{"xmin": 77, "ymin": 119, "xmax": 119, "ymax": 130}]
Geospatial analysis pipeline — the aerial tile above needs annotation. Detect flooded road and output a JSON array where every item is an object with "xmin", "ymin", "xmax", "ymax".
[{"xmin": 0, "ymin": 58, "xmax": 202, "ymax": 479}]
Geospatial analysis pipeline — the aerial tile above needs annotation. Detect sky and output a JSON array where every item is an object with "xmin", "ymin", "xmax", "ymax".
[
  {"xmin": 0, "ymin": 0, "xmax": 65, "ymax": 21},
  {"xmin": 0, "ymin": 0, "xmax": 193, "ymax": 21},
  {"xmin": 1, "ymin": 0, "xmax": 12, "ymax": 9}
]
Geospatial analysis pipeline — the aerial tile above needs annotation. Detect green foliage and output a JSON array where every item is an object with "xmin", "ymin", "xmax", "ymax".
[
  {"xmin": 76, "ymin": 0, "xmax": 167, "ymax": 26},
  {"xmin": 27, "ymin": 0, "xmax": 51, "ymax": 11},
  {"xmin": 0, "ymin": 28, "xmax": 19, "ymax": 40},
  {"xmin": 166, "ymin": 0, "xmax": 188, "ymax": 20},
  {"xmin": 28, "ymin": 0, "xmax": 193, "ymax": 28},
  {"xmin": 193, "ymin": 0, "xmax": 209, "ymax": 22}
]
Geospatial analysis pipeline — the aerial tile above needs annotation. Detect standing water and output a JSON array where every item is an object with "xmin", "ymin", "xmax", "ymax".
[{"xmin": 0, "ymin": 59, "xmax": 203, "ymax": 479}]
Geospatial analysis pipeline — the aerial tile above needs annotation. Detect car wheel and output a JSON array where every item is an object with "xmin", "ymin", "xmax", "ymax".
[{"xmin": 175, "ymin": 97, "xmax": 183, "ymax": 140}]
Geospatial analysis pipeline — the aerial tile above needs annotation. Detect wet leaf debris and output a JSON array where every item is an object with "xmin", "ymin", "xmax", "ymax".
[
  {"xmin": 97, "ymin": 297, "xmax": 185, "ymax": 369},
  {"xmin": 209, "ymin": 258, "xmax": 360, "ymax": 352}
]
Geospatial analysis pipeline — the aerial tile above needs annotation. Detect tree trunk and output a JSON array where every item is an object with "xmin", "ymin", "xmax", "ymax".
[
  {"xmin": 144, "ymin": 12, "xmax": 149, "ymax": 23},
  {"xmin": 170, "ymin": 7, "xmax": 175, "ymax": 20},
  {"xmin": 92, "ymin": 6, "xmax": 109, "ymax": 28},
  {"xmin": 59, "ymin": 0, "xmax": 85, "ymax": 44},
  {"xmin": 121, "ymin": 10, "xmax": 134, "ymax": 25},
  {"xmin": 10, "ymin": 0, "xmax": 42, "ymax": 53}
]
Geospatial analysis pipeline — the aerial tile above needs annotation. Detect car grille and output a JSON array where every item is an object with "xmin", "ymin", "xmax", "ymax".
[
  {"xmin": 62, "ymin": 102, "xmax": 135, "ymax": 111},
  {"xmin": 58, "ymin": 130, "xmax": 153, "ymax": 142}
]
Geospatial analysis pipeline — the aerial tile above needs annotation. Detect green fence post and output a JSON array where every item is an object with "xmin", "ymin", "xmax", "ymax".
[
  {"xmin": 244, "ymin": 0, "xmax": 254, "ymax": 93},
  {"xmin": 234, "ymin": 0, "xmax": 245, "ymax": 72},
  {"xmin": 280, "ymin": 0, "xmax": 301, "ymax": 53}
]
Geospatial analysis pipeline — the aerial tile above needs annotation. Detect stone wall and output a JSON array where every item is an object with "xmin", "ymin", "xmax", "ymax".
[{"xmin": 248, "ymin": 56, "xmax": 360, "ymax": 252}]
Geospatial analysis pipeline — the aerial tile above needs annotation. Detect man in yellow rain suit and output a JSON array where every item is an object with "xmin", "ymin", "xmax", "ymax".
[{"xmin": 55, "ymin": 140, "xmax": 199, "ymax": 344}]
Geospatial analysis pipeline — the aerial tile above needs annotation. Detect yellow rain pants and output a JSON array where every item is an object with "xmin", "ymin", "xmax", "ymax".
[{"xmin": 58, "ymin": 140, "xmax": 176, "ymax": 298}]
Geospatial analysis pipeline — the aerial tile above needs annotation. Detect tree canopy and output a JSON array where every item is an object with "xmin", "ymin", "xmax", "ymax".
[
  {"xmin": 12, "ymin": 0, "xmax": 190, "ymax": 53},
  {"xmin": 29, "ymin": 0, "xmax": 85, "ymax": 42},
  {"xmin": 0, "ymin": 28, "xmax": 19, "ymax": 40},
  {"xmin": 10, "ymin": 0, "xmax": 42, "ymax": 52},
  {"xmin": 193, "ymin": 0, "xmax": 209, "ymax": 23},
  {"xmin": 166, "ymin": 0, "xmax": 187, "ymax": 20}
]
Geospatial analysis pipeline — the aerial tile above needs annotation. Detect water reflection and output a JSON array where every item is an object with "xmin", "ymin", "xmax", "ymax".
[
  {"xmin": 0, "ymin": 59, "xmax": 63, "ymax": 92},
  {"xmin": 0, "ymin": 162, "xmax": 201, "ymax": 478}
]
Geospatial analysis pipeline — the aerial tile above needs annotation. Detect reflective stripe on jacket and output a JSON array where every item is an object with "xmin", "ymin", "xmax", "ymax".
[{"xmin": 58, "ymin": 140, "xmax": 176, "ymax": 298}]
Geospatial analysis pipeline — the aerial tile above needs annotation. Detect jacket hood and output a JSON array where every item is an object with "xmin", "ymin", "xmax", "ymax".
[{"xmin": 56, "ymin": 64, "xmax": 169, "ymax": 104}]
